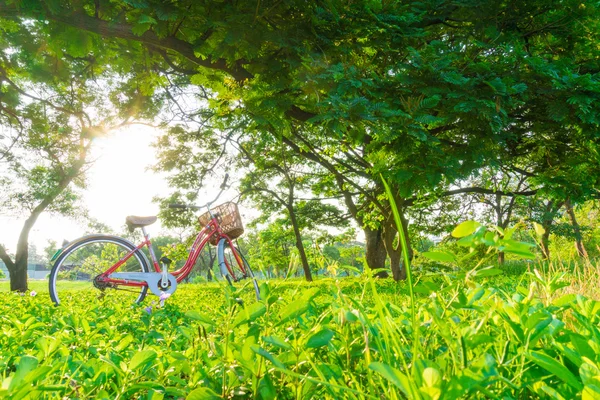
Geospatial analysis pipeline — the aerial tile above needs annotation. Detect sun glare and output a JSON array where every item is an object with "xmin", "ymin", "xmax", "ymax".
[{"xmin": 0, "ymin": 125, "xmax": 168, "ymax": 253}]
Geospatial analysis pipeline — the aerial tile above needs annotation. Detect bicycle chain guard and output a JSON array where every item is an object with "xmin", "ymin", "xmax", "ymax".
[{"xmin": 109, "ymin": 272, "xmax": 178, "ymax": 297}]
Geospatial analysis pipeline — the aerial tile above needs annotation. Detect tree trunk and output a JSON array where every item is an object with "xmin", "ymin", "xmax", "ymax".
[
  {"xmin": 540, "ymin": 230, "xmax": 551, "ymax": 260},
  {"xmin": 382, "ymin": 218, "xmax": 409, "ymax": 281},
  {"xmin": 8, "ymin": 261, "xmax": 27, "ymax": 291},
  {"xmin": 495, "ymin": 195, "xmax": 506, "ymax": 265},
  {"xmin": 0, "ymin": 252, "xmax": 27, "ymax": 292},
  {"xmin": 565, "ymin": 199, "xmax": 588, "ymax": 258},
  {"xmin": 331, "ymin": 175, "xmax": 389, "ymax": 278},
  {"xmin": 540, "ymin": 199, "xmax": 561, "ymax": 260},
  {"xmin": 4, "ymin": 210, "xmax": 44, "ymax": 292},
  {"xmin": 288, "ymin": 206, "xmax": 313, "ymax": 282},
  {"xmin": 497, "ymin": 252, "xmax": 505, "ymax": 265},
  {"xmin": 364, "ymin": 226, "xmax": 388, "ymax": 278}
]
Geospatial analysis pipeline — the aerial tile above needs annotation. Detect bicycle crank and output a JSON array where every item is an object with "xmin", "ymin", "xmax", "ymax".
[{"xmin": 109, "ymin": 272, "xmax": 178, "ymax": 297}]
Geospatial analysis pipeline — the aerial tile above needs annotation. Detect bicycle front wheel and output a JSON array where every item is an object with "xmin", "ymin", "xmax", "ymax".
[
  {"xmin": 217, "ymin": 238, "xmax": 260, "ymax": 301},
  {"xmin": 49, "ymin": 235, "xmax": 150, "ymax": 306}
]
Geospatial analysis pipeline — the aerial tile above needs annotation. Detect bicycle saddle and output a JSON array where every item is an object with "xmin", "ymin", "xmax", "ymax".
[{"xmin": 125, "ymin": 216, "xmax": 157, "ymax": 230}]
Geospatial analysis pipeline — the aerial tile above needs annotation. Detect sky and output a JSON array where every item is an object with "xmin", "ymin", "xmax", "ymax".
[{"xmin": 1, "ymin": 125, "xmax": 186, "ymax": 254}]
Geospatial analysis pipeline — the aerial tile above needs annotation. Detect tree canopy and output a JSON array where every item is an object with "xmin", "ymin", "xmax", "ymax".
[{"xmin": 1, "ymin": 0, "xmax": 600, "ymax": 284}]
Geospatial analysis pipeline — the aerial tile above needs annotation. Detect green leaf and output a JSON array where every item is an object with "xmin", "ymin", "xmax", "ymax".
[
  {"xmin": 276, "ymin": 288, "xmax": 319, "ymax": 326},
  {"xmin": 502, "ymin": 248, "xmax": 536, "ymax": 259},
  {"xmin": 583, "ymin": 384, "xmax": 600, "ymax": 400},
  {"xmin": 251, "ymin": 346, "xmax": 286, "ymax": 369},
  {"xmin": 414, "ymin": 281, "xmax": 441, "ymax": 295},
  {"xmin": 262, "ymin": 335, "xmax": 292, "ymax": 350},
  {"xmin": 580, "ymin": 362, "xmax": 600, "ymax": 386},
  {"xmin": 553, "ymin": 294, "xmax": 577, "ymax": 307},
  {"xmin": 129, "ymin": 349, "xmax": 157, "ymax": 371},
  {"xmin": 369, "ymin": 362, "xmax": 412, "ymax": 396},
  {"xmin": 421, "ymin": 251, "xmax": 455, "ymax": 263},
  {"xmin": 511, "ymin": 83, "xmax": 528, "ymax": 94},
  {"xmin": 533, "ymin": 222, "xmax": 546, "ymax": 237},
  {"xmin": 132, "ymin": 23, "xmax": 152, "ymax": 36},
  {"xmin": 257, "ymin": 375, "xmax": 277, "ymax": 400},
  {"xmin": 8, "ymin": 355, "xmax": 39, "ymax": 392},
  {"xmin": 535, "ymin": 383, "xmax": 567, "ymax": 400},
  {"xmin": 138, "ymin": 15, "xmax": 157, "ymax": 24},
  {"xmin": 127, "ymin": 382, "xmax": 166, "ymax": 393},
  {"xmin": 452, "ymin": 221, "xmax": 481, "ymax": 238},
  {"xmin": 472, "ymin": 266, "xmax": 503, "ymax": 278},
  {"xmin": 554, "ymin": 343, "xmax": 583, "ymax": 368},
  {"xmin": 422, "ymin": 367, "xmax": 442, "ymax": 388},
  {"xmin": 526, "ymin": 311, "xmax": 552, "ymax": 333},
  {"xmin": 186, "ymin": 387, "xmax": 221, "ymax": 400},
  {"xmin": 305, "ymin": 329, "xmax": 334, "ymax": 348},
  {"xmin": 233, "ymin": 302, "xmax": 266, "ymax": 327},
  {"xmin": 570, "ymin": 335, "xmax": 596, "ymax": 361},
  {"xmin": 457, "ymin": 236, "xmax": 474, "ymax": 247},
  {"xmin": 185, "ymin": 311, "xmax": 216, "ymax": 325},
  {"xmin": 526, "ymin": 350, "xmax": 583, "ymax": 390}
]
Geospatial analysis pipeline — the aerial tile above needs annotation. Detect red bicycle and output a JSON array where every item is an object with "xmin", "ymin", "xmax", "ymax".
[{"xmin": 48, "ymin": 174, "xmax": 260, "ymax": 305}]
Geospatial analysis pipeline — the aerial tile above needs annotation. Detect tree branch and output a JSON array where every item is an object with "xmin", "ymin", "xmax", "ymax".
[
  {"xmin": 0, "ymin": 244, "xmax": 15, "ymax": 270},
  {"xmin": 46, "ymin": 9, "xmax": 254, "ymax": 82},
  {"xmin": 405, "ymin": 186, "xmax": 538, "ymax": 207},
  {"xmin": 0, "ymin": 66, "xmax": 92, "ymax": 126}
]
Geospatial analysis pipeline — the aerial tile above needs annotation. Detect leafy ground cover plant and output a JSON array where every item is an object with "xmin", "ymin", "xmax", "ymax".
[{"xmin": 1, "ymin": 260, "xmax": 600, "ymax": 399}]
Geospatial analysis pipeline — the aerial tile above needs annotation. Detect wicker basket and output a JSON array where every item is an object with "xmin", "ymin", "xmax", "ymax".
[{"xmin": 198, "ymin": 202, "xmax": 244, "ymax": 245}]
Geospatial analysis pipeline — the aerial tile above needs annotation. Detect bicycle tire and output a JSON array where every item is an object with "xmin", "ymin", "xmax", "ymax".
[
  {"xmin": 217, "ymin": 238, "xmax": 261, "ymax": 301},
  {"xmin": 48, "ymin": 235, "xmax": 150, "ymax": 306}
]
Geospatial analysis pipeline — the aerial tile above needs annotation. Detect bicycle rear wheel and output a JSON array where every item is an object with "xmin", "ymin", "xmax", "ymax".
[
  {"xmin": 49, "ymin": 235, "xmax": 150, "ymax": 306},
  {"xmin": 217, "ymin": 238, "xmax": 260, "ymax": 301}
]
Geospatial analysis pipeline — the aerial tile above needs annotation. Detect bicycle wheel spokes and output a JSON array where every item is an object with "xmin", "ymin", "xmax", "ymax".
[
  {"xmin": 222, "ymin": 246, "xmax": 247, "ymax": 281},
  {"xmin": 219, "ymin": 240, "xmax": 261, "ymax": 301},
  {"xmin": 49, "ymin": 236, "xmax": 149, "ymax": 305}
]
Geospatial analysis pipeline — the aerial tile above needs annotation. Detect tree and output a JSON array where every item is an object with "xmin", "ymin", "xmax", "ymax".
[
  {"xmin": 528, "ymin": 198, "xmax": 564, "ymax": 260},
  {"xmin": 238, "ymin": 140, "xmax": 348, "ymax": 282},
  {"xmin": 0, "ymin": 85, "xmax": 96, "ymax": 290},
  {"xmin": 27, "ymin": 244, "xmax": 45, "ymax": 265},
  {"xmin": 468, "ymin": 168, "xmax": 532, "ymax": 264},
  {"xmin": 0, "ymin": 17, "xmax": 158, "ymax": 291},
  {"xmin": 564, "ymin": 199, "xmax": 589, "ymax": 258},
  {"xmin": 43, "ymin": 240, "xmax": 60, "ymax": 264},
  {"xmin": 244, "ymin": 221, "xmax": 296, "ymax": 279}
]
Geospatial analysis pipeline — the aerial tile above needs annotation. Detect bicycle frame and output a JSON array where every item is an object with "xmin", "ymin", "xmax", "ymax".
[{"xmin": 98, "ymin": 214, "xmax": 246, "ymax": 288}]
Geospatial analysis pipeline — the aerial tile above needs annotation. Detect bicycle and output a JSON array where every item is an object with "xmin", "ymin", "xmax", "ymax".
[{"xmin": 48, "ymin": 174, "xmax": 260, "ymax": 305}]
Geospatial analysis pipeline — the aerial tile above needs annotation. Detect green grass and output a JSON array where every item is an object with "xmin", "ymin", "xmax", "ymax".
[
  {"xmin": 2, "ymin": 266, "xmax": 600, "ymax": 399},
  {"xmin": 0, "ymin": 280, "xmax": 98, "ymax": 293},
  {"xmin": 0, "ymin": 280, "xmax": 50, "ymax": 292}
]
